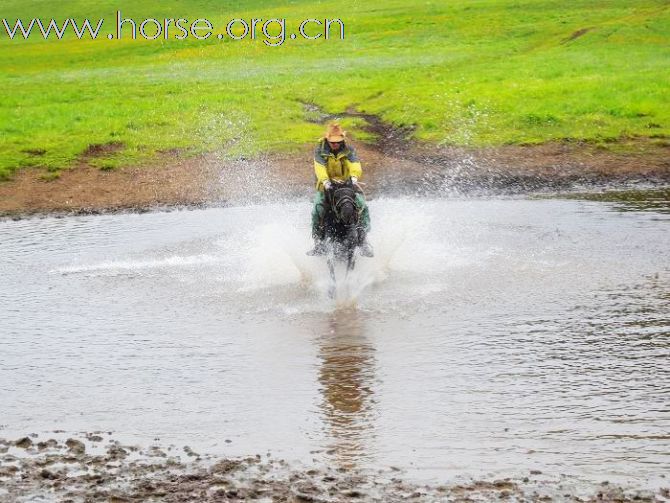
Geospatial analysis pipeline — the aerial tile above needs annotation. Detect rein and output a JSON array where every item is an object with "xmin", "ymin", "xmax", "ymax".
[{"xmin": 329, "ymin": 188, "xmax": 359, "ymax": 224}]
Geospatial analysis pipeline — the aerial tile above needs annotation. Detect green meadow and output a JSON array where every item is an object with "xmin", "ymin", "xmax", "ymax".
[{"xmin": 1, "ymin": 0, "xmax": 668, "ymax": 179}]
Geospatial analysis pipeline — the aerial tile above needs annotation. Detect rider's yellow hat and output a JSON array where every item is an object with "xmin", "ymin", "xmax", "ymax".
[{"xmin": 324, "ymin": 123, "xmax": 346, "ymax": 142}]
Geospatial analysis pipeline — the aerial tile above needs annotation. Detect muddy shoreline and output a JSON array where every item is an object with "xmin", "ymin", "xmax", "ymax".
[
  {"xmin": 1, "ymin": 138, "xmax": 669, "ymax": 220},
  {"xmin": 0, "ymin": 434, "xmax": 666, "ymax": 502}
]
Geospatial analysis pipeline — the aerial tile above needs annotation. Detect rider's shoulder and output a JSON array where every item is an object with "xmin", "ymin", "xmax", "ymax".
[
  {"xmin": 314, "ymin": 140, "xmax": 328, "ymax": 160},
  {"xmin": 344, "ymin": 142, "xmax": 359, "ymax": 161}
]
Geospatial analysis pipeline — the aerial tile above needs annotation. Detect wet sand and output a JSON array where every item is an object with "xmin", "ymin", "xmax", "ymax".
[
  {"xmin": 0, "ymin": 434, "xmax": 665, "ymax": 502},
  {"xmin": 1, "ymin": 138, "xmax": 669, "ymax": 219}
]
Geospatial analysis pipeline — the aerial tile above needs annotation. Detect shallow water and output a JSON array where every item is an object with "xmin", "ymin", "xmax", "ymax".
[{"xmin": 1, "ymin": 195, "xmax": 668, "ymax": 493}]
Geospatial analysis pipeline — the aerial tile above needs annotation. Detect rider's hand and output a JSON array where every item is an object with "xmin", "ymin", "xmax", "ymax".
[
  {"xmin": 350, "ymin": 176, "xmax": 358, "ymax": 185},
  {"xmin": 323, "ymin": 180, "xmax": 333, "ymax": 191}
]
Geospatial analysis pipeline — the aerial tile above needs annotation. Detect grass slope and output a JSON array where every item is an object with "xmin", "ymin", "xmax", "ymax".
[{"xmin": 0, "ymin": 0, "xmax": 668, "ymax": 179}]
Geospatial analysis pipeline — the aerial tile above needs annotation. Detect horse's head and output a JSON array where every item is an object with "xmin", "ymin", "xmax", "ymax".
[
  {"xmin": 339, "ymin": 199, "xmax": 357, "ymax": 226},
  {"xmin": 330, "ymin": 185, "xmax": 358, "ymax": 227}
]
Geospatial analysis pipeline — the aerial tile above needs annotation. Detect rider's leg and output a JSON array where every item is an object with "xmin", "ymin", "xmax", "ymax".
[
  {"xmin": 354, "ymin": 193, "xmax": 374, "ymax": 257},
  {"xmin": 312, "ymin": 191, "xmax": 326, "ymax": 239},
  {"xmin": 355, "ymin": 193, "xmax": 371, "ymax": 232},
  {"xmin": 307, "ymin": 191, "xmax": 327, "ymax": 255}
]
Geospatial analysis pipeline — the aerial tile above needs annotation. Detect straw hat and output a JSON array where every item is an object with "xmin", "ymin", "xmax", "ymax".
[{"xmin": 324, "ymin": 123, "xmax": 346, "ymax": 142}]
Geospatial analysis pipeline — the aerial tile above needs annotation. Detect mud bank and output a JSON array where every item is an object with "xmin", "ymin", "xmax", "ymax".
[
  {"xmin": 0, "ymin": 138, "xmax": 669, "ymax": 219},
  {"xmin": 0, "ymin": 435, "xmax": 665, "ymax": 502}
]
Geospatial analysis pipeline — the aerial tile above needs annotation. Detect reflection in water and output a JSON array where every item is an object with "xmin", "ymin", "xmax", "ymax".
[{"xmin": 316, "ymin": 311, "xmax": 377, "ymax": 468}]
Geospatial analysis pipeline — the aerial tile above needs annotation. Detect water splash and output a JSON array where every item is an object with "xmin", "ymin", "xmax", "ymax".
[
  {"xmin": 53, "ymin": 254, "xmax": 221, "ymax": 275},
  {"xmin": 47, "ymin": 199, "xmax": 487, "ymax": 312},
  {"xmin": 222, "ymin": 199, "xmax": 455, "ymax": 308}
]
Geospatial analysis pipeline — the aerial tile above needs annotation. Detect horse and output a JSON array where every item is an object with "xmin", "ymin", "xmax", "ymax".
[{"xmin": 323, "ymin": 180, "xmax": 362, "ymax": 272}]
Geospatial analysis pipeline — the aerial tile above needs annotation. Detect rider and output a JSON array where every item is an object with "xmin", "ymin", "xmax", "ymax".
[{"xmin": 307, "ymin": 123, "xmax": 374, "ymax": 257}]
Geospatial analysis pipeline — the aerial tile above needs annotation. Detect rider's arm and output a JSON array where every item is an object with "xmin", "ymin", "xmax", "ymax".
[
  {"xmin": 343, "ymin": 145, "xmax": 362, "ymax": 180},
  {"xmin": 314, "ymin": 144, "xmax": 329, "ymax": 191}
]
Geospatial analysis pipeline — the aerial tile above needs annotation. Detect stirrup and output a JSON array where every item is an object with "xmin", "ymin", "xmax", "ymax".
[{"xmin": 359, "ymin": 242, "xmax": 374, "ymax": 258}]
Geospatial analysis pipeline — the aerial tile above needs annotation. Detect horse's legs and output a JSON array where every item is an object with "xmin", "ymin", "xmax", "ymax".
[
  {"xmin": 346, "ymin": 251, "xmax": 356, "ymax": 274},
  {"xmin": 326, "ymin": 253, "xmax": 336, "ymax": 299}
]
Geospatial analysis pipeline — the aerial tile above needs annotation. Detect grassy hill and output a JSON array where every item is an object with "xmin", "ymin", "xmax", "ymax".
[{"xmin": 1, "ymin": 0, "xmax": 668, "ymax": 179}]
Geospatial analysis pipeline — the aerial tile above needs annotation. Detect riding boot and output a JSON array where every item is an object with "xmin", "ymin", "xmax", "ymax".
[{"xmin": 357, "ymin": 228, "xmax": 374, "ymax": 258}]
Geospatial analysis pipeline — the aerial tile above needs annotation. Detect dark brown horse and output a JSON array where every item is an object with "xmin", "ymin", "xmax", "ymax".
[{"xmin": 322, "ymin": 180, "xmax": 362, "ymax": 294}]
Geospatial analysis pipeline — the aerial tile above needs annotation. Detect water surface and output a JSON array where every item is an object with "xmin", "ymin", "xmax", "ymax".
[{"xmin": 1, "ymin": 195, "xmax": 668, "ymax": 493}]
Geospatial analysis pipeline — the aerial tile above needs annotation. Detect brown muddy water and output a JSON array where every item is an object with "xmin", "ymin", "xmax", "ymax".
[{"xmin": 0, "ymin": 191, "xmax": 669, "ymax": 500}]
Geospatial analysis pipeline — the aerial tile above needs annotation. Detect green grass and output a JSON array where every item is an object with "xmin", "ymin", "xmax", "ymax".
[{"xmin": 1, "ymin": 0, "xmax": 669, "ymax": 179}]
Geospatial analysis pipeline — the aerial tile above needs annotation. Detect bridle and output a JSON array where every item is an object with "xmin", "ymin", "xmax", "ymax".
[{"xmin": 329, "ymin": 187, "xmax": 359, "ymax": 225}]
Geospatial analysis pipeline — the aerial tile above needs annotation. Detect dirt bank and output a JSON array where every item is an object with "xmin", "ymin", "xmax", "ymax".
[
  {"xmin": 0, "ymin": 434, "xmax": 665, "ymax": 502},
  {"xmin": 1, "ymin": 137, "xmax": 669, "ymax": 219}
]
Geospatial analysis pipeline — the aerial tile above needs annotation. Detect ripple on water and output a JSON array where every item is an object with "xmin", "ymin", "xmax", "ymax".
[{"xmin": 0, "ymin": 196, "xmax": 668, "ymax": 493}]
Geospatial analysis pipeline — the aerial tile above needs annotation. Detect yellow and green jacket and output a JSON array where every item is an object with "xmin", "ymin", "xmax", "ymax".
[{"xmin": 313, "ymin": 139, "xmax": 362, "ymax": 191}]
